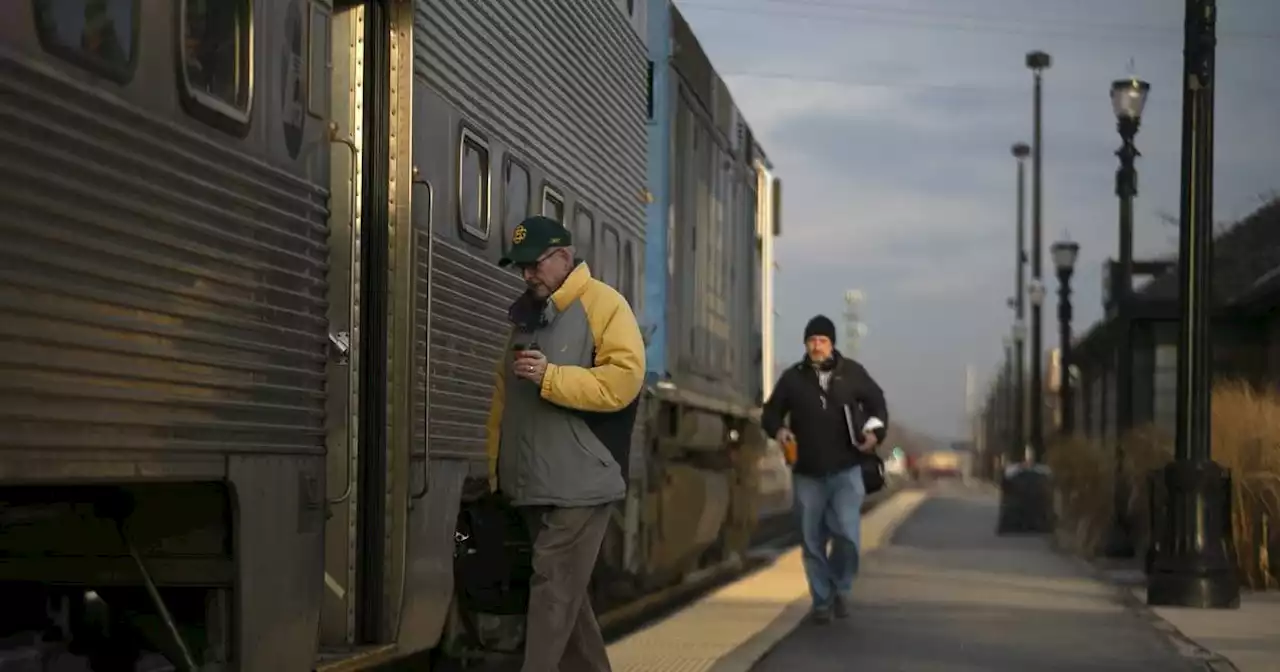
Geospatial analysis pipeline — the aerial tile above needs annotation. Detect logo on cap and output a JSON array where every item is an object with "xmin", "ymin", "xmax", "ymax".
[{"xmin": 512, "ymin": 225, "xmax": 527, "ymax": 245}]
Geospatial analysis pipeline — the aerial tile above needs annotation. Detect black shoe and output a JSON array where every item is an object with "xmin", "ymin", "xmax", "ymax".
[
  {"xmin": 808, "ymin": 607, "xmax": 833, "ymax": 625},
  {"xmin": 834, "ymin": 594, "xmax": 850, "ymax": 619}
]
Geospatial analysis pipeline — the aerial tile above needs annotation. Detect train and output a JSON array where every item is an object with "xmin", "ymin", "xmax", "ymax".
[{"xmin": 0, "ymin": 1, "xmax": 784, "ymax": 670}]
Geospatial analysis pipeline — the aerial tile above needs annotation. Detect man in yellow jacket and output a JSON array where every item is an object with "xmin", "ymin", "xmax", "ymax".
[{"xmin": 485, "ymin": 215, "xmax": 645, "ymax": 672}]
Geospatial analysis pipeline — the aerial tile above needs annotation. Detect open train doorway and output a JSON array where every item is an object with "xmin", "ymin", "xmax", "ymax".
[{"xmin": 318, "ymin": 0, "xmax": 393, "ymax": 661}]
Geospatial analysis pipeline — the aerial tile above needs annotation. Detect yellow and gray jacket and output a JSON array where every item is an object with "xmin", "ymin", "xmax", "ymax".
[{"xmin": 485, "ymin": 262, "xmax": 645, "ymax": 507}]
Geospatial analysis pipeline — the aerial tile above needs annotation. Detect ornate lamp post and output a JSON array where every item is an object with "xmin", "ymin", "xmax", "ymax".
[
  {"xmin": 1051, "ymin": 239, "xmax": 1079, "ymax": 435},
  {"xmin": 1103, "ymin": 75, "xmax": 1150, "ymax": 558}
]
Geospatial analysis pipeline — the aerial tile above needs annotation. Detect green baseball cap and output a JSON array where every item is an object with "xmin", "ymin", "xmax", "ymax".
[{"xmin": 499, "ymin": 215, "xmax": 574, "ymax": 267}]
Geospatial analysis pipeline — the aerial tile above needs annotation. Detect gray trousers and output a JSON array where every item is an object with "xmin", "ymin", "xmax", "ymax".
[{"xmin": 519, "ymin": 504, "xmax": 613, "ymax": 672}]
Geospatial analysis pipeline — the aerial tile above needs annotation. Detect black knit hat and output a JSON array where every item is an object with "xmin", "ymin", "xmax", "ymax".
[{"xmin": 803, "ymin": 315, "xmax": 837, "ymax": 344}]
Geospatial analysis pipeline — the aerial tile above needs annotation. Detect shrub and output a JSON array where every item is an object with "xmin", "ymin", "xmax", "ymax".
[
  {"xmin": 1048, "ymin": 380, "xmax": 1280, "ymax": 590},
  {"xmin": 1212, "ymin": 382, "xmax": 1280, "ymax": 590},
  {"xmin": 1045, "ymin": 434, "xmax": 1111, "ymax": 555}
]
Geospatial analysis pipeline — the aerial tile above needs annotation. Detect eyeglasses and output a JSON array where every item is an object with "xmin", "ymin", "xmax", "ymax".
[{"xmin": 514, "ymin": 248, "xmax": 562, "ymax": 273}]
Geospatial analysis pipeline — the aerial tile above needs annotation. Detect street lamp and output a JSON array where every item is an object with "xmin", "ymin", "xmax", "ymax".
[
  {"xmin": 997, "ymin": 137, "xmax": 1039, "ymax": 536},
  {"xmin": 1026, "ymin": 51, "xmax": 1050, "ymax": 473},
  {"xmin": 1147, "ymin": 0, "xmax": 1239, "ymax": 609},
  {"xmin": 1104, "ymin": 75, "xmax": 1150, "ymax": 560},
  {"xmin": 1002, "ymin": 333, "xmax": 1014, "ymax": 472},
  {"xmin": 1011, "ymin": 142, "xmax": 1030, "ymax": 467},
  {"xmin": 998, "ymin": 271, "xmax": 1053, "ymax": 534},
  {"xmin": 1051, "ymin": 239, "xmax": 1079, "ymax": 435},
  {"xmin": 1112, "ymin": 78, "xmax": 1150, "ymax": 121},
  {"xmin": 1027, "ymin": 280, "xmax": 1045, "ymax": 309},
  {"xmin": 997, "ymin": 51, "xmax": 1055, "ymax": 535}
]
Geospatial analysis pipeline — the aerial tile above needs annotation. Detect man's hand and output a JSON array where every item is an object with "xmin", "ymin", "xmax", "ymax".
[
  {"xmin": 513, "ymin": 350, "xmax": 548, "ymax": 386},
  {"xmin": 858, "ymin": 429, "xmax": 880, "ymax": 452},
  {"xmin": 775, "ymin": 428, "xmax": 795, "ymax": 445}
]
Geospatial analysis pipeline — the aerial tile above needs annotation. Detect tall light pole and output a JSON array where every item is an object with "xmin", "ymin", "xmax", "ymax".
[
  {"xmin": 1011, "ymin": 142, "xmax": 1030, "ymax": 465},
  {"xmin": 1026, "ymin": 51, "xmax": 1050, "ymax": 467},
  {"xmin": 1002, "ymin": 333, "xmax": 1014, "ymax": 473},
  {"xmin": 997, "ymin": 141, "xmax": 1033, "ymax": 535},
  {"xmin": 1104, "ymin": 76, "xmax": 1150, "ymax": 559},
  {"xmin": 1147, "ymin": 0, "xmax": 1239, "ymax": 609},
  {"xmin": 1051, "ymin": 239, "xmax": 1079, "ymax": 435}
]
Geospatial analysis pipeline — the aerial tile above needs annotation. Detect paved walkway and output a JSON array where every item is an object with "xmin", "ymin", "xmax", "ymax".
[
  {"xmin": 605, "ymin": 488, "xmax": 929, "ymax": 672},
  {"xmin": 1100, "ymin": 564, "xmax": 1280, "ymax": 672},
  {"xmin": 752, "ymin": 482, "xmax": 1205, "ymax": 672},
  {"xmin": 1153, "ymin": 593, "xmax": 1280, "ymax": 672}
]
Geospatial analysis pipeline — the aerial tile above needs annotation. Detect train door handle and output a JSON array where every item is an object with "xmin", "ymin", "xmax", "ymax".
[
  {"xmin": 329, "ymin": 330, "xmax": 351, "ymax": 364},
  {"xmin": 325, "ymin": 124, "xmax": 359, "ymax": 508},
  {"xmin": 409, "ymin": 168, "xmax": 434, "ymax": 503}
]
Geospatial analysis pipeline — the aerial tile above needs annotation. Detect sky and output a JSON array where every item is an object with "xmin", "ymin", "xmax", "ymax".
[{"xmin": 676, "ymin": 0, "xmax": 1280, "ymax": 439}]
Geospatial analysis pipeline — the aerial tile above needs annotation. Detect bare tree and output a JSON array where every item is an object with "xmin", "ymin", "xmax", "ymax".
[{"xmin": 1155, "ymin": 208, "xmax": 1233, "ymax": 249}]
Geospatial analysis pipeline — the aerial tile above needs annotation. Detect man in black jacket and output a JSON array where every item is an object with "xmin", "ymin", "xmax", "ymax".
[{"xmin": 761, "ymin": 315, "xmax": 889, "ymax": 623}]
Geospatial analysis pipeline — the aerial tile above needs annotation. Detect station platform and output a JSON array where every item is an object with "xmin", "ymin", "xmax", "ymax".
[
  {"xmin": 606, "ymin": 481, "xmax": 1267, "ymax": 672},
  {"xmin": 604, "ymin": 488, "xmax": 928, "ymax": 671}
]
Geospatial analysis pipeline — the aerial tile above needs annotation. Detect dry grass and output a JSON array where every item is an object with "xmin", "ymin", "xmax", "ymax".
[
  {"xmin": 1049, "ymin": 380, "xmax": 1280, "ymax": 590},
  {"xmin": 1212, "ymin": 382, "xmax": 1280, "ymax": 589},
  {"xmin": 1045, "ymin": 434, "xmax": 1112, "ymax": 555}
]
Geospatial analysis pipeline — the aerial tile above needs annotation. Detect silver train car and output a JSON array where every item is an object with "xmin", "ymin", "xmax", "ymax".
[{"xmin": 0, "ymin": 0, "xmax": 780, "ymax": 670}]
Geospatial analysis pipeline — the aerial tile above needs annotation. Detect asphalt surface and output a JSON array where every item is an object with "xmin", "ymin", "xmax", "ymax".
[{"xmin": 752, "ymin": 481, "xmax": 1204, "ymax": 672}]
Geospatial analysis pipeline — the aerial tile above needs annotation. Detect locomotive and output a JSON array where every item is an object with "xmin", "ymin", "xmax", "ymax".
[{"xmin": 0, "ymin": 1, "xmax": 782, "ymax": 670}]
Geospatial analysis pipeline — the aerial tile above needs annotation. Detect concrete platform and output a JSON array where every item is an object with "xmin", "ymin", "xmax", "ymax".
[
  {"xmin": 1095, "ymin": 564, "xmax": 1280, "ymax": 672},
  {"xmin": 750, "ymin": 481, "xmax": 1208, "ymax": 672},
  {"xmin": 604, "ymin": 488, "xmax": 929, "ymax": 672}
]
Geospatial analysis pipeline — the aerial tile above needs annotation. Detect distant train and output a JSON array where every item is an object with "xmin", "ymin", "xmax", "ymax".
[{"xmin": 0, "ymin": 1, "xmax": 782, "ymax": 670}]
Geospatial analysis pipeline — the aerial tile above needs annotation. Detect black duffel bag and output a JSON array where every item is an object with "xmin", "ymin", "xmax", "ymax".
[{"xmin": 453, "ymin": 491, "xmax": 533, "ymax": 617}]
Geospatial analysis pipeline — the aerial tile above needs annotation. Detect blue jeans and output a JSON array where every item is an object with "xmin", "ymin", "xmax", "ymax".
[{"xmin": 793, "ymin": 466, "xmax": 865, "ymax": 610}]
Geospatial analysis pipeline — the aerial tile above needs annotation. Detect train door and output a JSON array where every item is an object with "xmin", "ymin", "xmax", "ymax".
[
  {"xmin": 319, "ymin": 1, "xmax": 417, "ymax": 666},
  {"xmin": 320, "ymin": 0, "xmax": 362, "ymax": 656}
]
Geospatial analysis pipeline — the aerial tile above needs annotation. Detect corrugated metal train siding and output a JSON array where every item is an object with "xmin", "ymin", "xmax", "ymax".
[
  {"xmin": 0, "ymin": 58, "xmax": 330, "ymax": 458},
  {"xmin": 423, "ymin": 239, "xmax": 523, "ymax": 459},
  {"xmin": 413, "ymin": 0, "xmax": 648, "ymax": 238},
  {"xmin": 413, "ymin": 0, "xmax": 648, "ymax": 461},
  {"xmin": 414, "ymin": 228, "xmax": 430, "ymax": 457}
]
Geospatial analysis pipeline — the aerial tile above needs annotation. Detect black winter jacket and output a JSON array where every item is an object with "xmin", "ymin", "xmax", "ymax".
[{"xmin": 760, "ymin": 352, "xmax": 889, "ymax": 478}]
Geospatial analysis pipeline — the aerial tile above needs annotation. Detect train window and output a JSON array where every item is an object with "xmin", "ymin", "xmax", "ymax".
[
  {"xmin": 307, "ymin": 1, "xmax": 331, "ymax": 119},
  {"xmin": 599, "ymin": 225, "xmax": 620, "ymax": 288},
  {"xmin": 181, "ymin": 0, "xmax": 254, "ymax": 123},
  {"xmin": 33, "ymin": 0, "xmax": 139, "ymax": 84},
  {"xmin": 645, "ymin": 62, "xmax": 655, "ymax": 119},
  {"xmin": 458, "ymin": 129, "xmax": 491, "ymax": 241},
  {"xmin": 542, "ymin": 186, "xmax": 564, "ymax": 222},
  {"xmin": 573, "ymin": 206, "xmax": 595, "ymax": 267},
  {"xmin": 502, "ymin": 157, "xmax": 530, "ymax": 251},
  {"xmin": 621, "ymin": 240, "xmax": 636, "ymax": 307}
]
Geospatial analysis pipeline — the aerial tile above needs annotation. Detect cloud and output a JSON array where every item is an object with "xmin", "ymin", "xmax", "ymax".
[
  {"xmin": 680, "ymin": 1, "xmax": 1280, "ymax": 435},
  {"xmin": 725, "ymin": 75, "xmax": 914, "ymax": 139},
  {"xmin": 772, "ymin": 184, "xmax": 1005, "ymax": 267}
]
